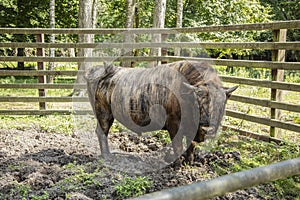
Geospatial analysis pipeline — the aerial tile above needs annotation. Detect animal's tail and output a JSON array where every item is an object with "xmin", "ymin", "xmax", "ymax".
[{"xmin": 85, "ymin": 64, "xmax": 116, "ymax": 114}]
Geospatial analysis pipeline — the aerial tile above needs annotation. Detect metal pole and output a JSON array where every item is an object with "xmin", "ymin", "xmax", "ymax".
[{"xmin": 132, "ymin": 157, "xmax": 300, "ymax": 200}]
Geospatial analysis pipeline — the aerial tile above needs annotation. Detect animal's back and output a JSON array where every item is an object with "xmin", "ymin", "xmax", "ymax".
[{"xmin": 165, "ymin": 60, "xmax": 222, "ymax": 87}]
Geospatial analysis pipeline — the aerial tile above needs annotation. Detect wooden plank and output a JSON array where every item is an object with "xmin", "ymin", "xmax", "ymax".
[
  {"xmin": 1, "ymin": 56, "xmax": 300, "ymax": 70},
  {"xmin": 0, "ymin": 83, "xmax": 86, "ymax": 89},
  {"xmin": 270, "ymin": 29, "xmax": 287, "ymax": 137},
  {"xmin": 220, "ymin": 76, "xmax": 300, "ymax": 92},
  {"xmin": 226, "ymin": 109, "xmax": 300, "ymax": 133},
  {"xmin": 0, "ymin": 96, "xmax": 89, "ymax": 102},
  {"xmin": 0, "ymin": 110, "xmax": 93, "ymax": 115},
  {"xmin": 222, "ymin": 125, "xmax": 284, "ymax": 144},
  {"xmin": 1, "ymin": 77, "xmax": 299, "ymax": 93},
  {"xmin": 36, "ymin": 34, "xmax": 46, "ymax": 110},
  {"xmin": 230, "ymin": 95, "xmax": 300, "ymax": 113},
  {"xmin": 1, "ymin": 42, "xmax": 300, "ymax": 50},
  {"xmin": 0, "ymin": 20, "xmax": 299, "ymax": 34},
  {"xmin": 0, "ymin": 70, "xmax": 81, "ymax": 76}
]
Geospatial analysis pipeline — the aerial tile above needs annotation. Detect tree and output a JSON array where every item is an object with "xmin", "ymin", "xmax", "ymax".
[
  {"xmin": 150, "ymin": 0, "xmax": 167, "ymax": 67},
  {"xmin": 174, "ymin": 0, "xmax": 183, "ymax": 56},
  {"xmin": 48, "ymin": 0, "xmax": 55, "ymax": 83},
  {"xmin": 76, "ymin": 0, "xmax": 98, "ymax": 95},
  {"xmin": 260, "ymin": 0, "xmax": 300, "ymax": 61},
  {"xmin": 121, "ymin": 0, "xmax": 136, "ymax": 67}
]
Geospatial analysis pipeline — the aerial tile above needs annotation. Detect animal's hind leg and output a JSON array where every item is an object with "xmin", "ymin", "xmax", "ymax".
[{"xmin": 96, "ymin": 116, "xmax": 114, "ymax": 158}]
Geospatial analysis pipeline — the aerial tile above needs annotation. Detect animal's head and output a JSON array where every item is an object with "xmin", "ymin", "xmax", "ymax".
[{"xmin": 183, "ymin": 82, "xmax": 238, "ymax": 141}]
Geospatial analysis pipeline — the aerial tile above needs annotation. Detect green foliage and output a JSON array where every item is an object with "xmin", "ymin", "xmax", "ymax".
[
  {"xmin": 183, "ymin": 0, "xmax": 272, "ymax": 57},
  {"xmin": 0, "ymin": 115, "xmax": 75, "ymax": 135},
  {"xmin": 9, "ymin": 184, "xmax": 31, "ymax": 200},
  {"xmin": 152, "ymin": 130, "xmax": 171, "ymax": 144},
  {"xmin": 260, "ymin": 0, "xmax": 300, "ymax": 21},
  {"xmin": 58, "ymin": 162, "xmax": 102, "ymax": 191},
  {"xmin": 31, "ymin": 192, "xmax": 49, "ymax": 200},
  {"xmin": 203, "ymin": 130, "xmax": 300, "ymax": 199},
  {"xmin": 114, "ymin": 175, "xmax": 153, "ymax": 199}
]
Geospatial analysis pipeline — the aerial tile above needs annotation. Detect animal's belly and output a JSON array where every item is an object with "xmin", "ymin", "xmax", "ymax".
[{"xmin": 111, "ymin": 95, "xmax": 169, "ymax": 134}]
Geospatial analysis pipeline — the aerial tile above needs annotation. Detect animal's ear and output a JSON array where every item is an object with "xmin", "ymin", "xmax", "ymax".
[{"xmin": 225, "ymin": 86, "xmax": 238, "ymax": 99}]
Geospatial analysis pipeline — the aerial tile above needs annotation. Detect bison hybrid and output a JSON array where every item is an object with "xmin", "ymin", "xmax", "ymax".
[{"xmin": 85, "ymin": 60, "xmax": 237, "ymax": 164}]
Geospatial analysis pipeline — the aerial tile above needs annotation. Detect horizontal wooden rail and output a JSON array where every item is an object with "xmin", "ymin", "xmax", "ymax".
[
  {"xmin": 0, "ymin": 77, "xmax": 299, "ymax": 93},
  {"xmin": 221, "ymin": 76, "xmax": 300, "ymax": 92},
  {"xmin": 0, "ymin": 70, "xmax": 81, "ymax": 76},
  {"xmin": 226, "ymin": 109, "xmax": 300, "ymax": 133},
  {"xmin": 0, "ymin": 83, "xmax": 86, "ymax": 89},
  {"xmin": 0, "ymin": 20, "xmax": 299, "ymax": 35},
  {"xmin": 1, "ymin": 42, "xmax": 300, "ymax": 50},
  {"xmin": 222, "ymin": 125, "xmax": 284, "ymax": 144},
  {"xmin": 0, "ymin": 110, "xmax": 93, "ymax": 115},
  {"xmin": 0, "ymin": 96, "xmax": 89, "ymax": 102},
  {"xmin": 230, "ymin": 95, "xmax": 300, "ymax": 113},
  {"xmin": 1, "ymin": 56, "xmax": 300, "ymax": 70},
  {"xmin": 0, "ymin": 95, "xmax": 300, "ymax": 112}
]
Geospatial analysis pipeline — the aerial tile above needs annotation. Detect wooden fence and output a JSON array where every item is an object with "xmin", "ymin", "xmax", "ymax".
[{"xmin": 0, "ymin": 20, "xmax": 300, "ymax": 140}]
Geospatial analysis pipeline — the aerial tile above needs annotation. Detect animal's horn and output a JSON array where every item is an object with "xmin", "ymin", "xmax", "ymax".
[
  {"xmin": 183, "ymin": 82, "xmax": 197, "ymax": 90},
  {"xmin": 226, "ymin": 86, "xmax": 238, "ymax": 95}
]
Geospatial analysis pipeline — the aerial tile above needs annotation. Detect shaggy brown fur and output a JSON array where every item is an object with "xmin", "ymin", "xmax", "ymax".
[{"xmin": 85, "ymin": 60, "xmax": 237, "ymax": 164}]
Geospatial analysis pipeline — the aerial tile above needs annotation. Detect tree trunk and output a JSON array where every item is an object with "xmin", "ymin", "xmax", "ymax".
[
  {"xmin": 16, "ymin": 0, "xmax": 26, "ymax": 70},
  {"xmin": 121, "ymin": 0, "xmax": 136, "ymax": 67},
  {"xmin": 175, "ymin": 0, "xmax": 183, "ymax": 56},
  {"xmin": 48, "ymin": 0, "xmax": 55, "ymax": 83},
  {"xmin": 149, "ymin": 0, "xmax": 166, "ymax": 67},
  {"xmin": 76, "ymin": 0, "xmax": 97, "ymax": 95}
]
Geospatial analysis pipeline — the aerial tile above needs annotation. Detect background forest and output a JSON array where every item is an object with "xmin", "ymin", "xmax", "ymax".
[{"xmin": 0, "ymin": 0, "xmax": 299, "ymax": 62}]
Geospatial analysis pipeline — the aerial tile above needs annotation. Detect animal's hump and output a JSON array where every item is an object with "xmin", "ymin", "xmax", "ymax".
[{"xmin": 165, "ymin": 60, "xmax": 221, "ymax": 86}]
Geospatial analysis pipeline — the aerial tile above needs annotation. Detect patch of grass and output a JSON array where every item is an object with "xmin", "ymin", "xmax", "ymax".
[
  {"xmin": 57, "ymin": 161, "xmax": 102, "ymax": 192},
  {"xmin": 151, "ymin": 130, "xmax": 171, "ymax": 144},
  {"xmin": 0, "ymin": 115, "xmax": 75, "ymax": 135},
  {"xmin": 31, "ymin": 192, "xmax": 49, "ymax": 200},
  {"xmin": 9, "ymin": 183, "xmax": 31, "ymax": 200},
  {"xmin": 114, "ymin": 175, "xmax": 153, "ymax": 199},
  {"xmin": 202, "ymin": 130, "xmax": 300, "ymax": 199}
]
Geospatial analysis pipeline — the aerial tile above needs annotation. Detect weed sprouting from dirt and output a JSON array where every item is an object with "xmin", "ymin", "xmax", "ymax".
[{"xmin": 113, "ymin": 175, "xmax": 153, "ymax": 199}]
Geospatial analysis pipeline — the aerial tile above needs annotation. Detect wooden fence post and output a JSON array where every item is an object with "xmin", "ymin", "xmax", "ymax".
[
  {"xmin": 270, "ymin": 29, "xmax": 286, "ymax": 137},
  {"xmin": 36, "ymin": 34, "xmax": 47, "ymax": 110}
]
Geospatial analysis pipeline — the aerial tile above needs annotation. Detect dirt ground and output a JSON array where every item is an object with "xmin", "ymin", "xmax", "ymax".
[{"xmin": 0, "ymin": 127, "xmax": 278, "ymax": 200}]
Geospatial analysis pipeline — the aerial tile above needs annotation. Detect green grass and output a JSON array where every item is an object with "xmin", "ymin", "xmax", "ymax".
[
  {"xmin": 57, "ymin": 161, "xmax": 103, "ymax": 192},
  {"xmin": 0, "ymin": 115, "xmax": 75, "ymax": 135},
  {"xmin": 200, "ymin": 130, "xmax": 300, "ymax": 199},
  {"xmin": 113, "ymin": 175, "xmax": 153, "ymax": 199}
]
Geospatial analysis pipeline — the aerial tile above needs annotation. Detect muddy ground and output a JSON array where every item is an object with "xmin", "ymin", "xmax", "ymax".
[{"xmin": 0, "ymin": 127, "xmax": 279, "ymax": 200}]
